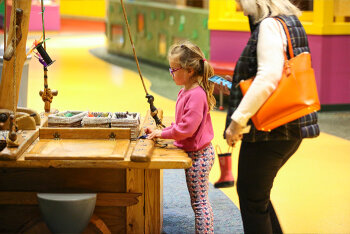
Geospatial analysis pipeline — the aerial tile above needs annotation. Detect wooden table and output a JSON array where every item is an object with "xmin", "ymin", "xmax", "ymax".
[{"xmin": 0, "ymin": 120, "xmax": 191, "ymax": 233}]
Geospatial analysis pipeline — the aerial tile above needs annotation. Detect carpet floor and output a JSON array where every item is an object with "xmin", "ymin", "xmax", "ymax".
[{"xmin": 163, "ymin": 169, "xmax": 243, "ymax": 234}]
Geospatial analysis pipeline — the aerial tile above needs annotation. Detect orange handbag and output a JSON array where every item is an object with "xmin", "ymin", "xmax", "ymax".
[{"xmin": 239, "ymin": 18, "xmax": 320, "ymax": 131}]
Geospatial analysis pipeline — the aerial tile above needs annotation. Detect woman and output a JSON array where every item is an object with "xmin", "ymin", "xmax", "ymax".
[{"xmin": 224, "ymin": 0, "xmax": 319, "ymax": 233}]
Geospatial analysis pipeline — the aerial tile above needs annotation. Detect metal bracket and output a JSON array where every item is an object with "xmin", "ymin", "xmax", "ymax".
[
  {"xmin": 109, "ymin": 132, "xmax": 116, "ymax": 140},
  {"xmin": 53, "ymin": 132, "xmax": 60, "ymax": 140}
]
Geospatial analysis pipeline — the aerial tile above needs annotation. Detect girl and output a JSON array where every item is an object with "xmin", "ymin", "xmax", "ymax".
[{"xmin": 147, "ymin": 41, "xmax": 216, "ymax": 233}]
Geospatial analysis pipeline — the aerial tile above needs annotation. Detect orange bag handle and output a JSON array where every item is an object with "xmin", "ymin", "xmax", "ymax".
[
  {"xmin": 236, "ymin": 17, "xmax": 293, "ymax": 89},
  {"xmin": 274, "ymin": 17, "xmax": 294, "ymax": 59}
]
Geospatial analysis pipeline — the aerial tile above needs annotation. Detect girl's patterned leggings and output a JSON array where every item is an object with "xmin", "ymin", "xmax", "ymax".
[{"xmin": 185, "ymin": 143, "xmax": 215, "ymax": 234}]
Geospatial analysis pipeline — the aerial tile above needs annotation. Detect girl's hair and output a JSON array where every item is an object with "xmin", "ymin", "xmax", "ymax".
[
  {"xmin": 238, "ymin": 0, "xmax": 301, "ymax": 23},
  {"xmin": 168, "ymin": 41, "xmax": 216, "ymax": 111}
]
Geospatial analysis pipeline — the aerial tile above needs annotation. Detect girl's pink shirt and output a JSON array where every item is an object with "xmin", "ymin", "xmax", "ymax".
[{"xmin": 161, "ymin": 86, "xmax": 214, "ymax": 151}]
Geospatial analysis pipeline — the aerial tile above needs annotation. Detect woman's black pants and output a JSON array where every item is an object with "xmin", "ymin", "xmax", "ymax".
[{"xmin": 237, "ymin": 139, "xmax": 302, "ymax": 234}]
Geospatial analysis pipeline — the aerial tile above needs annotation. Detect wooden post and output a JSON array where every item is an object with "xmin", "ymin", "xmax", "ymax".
[
  {"xmin": 0, "ymin": 0, "xmax": 32, "ymax": 110},
  {"xmin": 145, "ymin": 169, "xmax": 163, "ymax": 234},
  {"xmin": 126, "ymin": 168, "xmax": 145, "ymax": 233}
]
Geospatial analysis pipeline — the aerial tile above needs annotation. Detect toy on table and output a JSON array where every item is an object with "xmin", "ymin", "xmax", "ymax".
[
  {"xmin": 111, "ymin": 112, "xmax": 141, "ymax": 139},
  {"xmin": 48, "ymin": 111, "xmax": 88, "ymax": 127},
  {"xmin": 82, "ymin": 112, "xmax": 112, "ymax": 128}
]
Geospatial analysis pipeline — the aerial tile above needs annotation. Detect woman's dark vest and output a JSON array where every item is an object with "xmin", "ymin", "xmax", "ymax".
[{"xmin": 225, "ymin": 15, "xmax": 319, "ymax": 142}]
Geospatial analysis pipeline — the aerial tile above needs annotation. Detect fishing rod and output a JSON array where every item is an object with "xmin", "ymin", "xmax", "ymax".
[
  {"xmin": 120, "ymin": 0, "xmax": 165, "ymax": 128},
  {"xmin": 38, "ymin": 0, "xmax": 57, "ymax": 113}
]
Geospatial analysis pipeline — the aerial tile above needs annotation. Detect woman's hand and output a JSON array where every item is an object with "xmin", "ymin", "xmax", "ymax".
[
  {"xmin": 146, "ymin": 128, "xmax": 162, "ymax": 139},
  {"xmin": 217, "ymin": 75, "xmax": 232, "ymax": 96},
  {"xmin": 225, "ymin": 120, "xmax": 244, "ymax": 147}
]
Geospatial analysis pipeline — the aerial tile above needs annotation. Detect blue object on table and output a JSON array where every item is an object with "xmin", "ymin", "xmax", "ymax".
[
  {"xmin": 209, "ymin": 75, "xmax": 232, "ymax": 89},
  {"xmin": 138, "ymin": 134, "xmax": 148, "ymax": 139}
]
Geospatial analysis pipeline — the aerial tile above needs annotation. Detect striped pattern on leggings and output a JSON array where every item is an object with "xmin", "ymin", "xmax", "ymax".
[{"xmin": 185, "ymin": 143, "xmax": 215, "ymax": 234}]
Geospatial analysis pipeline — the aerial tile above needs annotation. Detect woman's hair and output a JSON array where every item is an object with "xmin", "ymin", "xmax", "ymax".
[
  {"xmin": 238, "ymin": 0, "xmax": 301, "ymax": 23},
  {"xmin": 168, "ymin": 41, "xmax": 216, "ymax": 111}
]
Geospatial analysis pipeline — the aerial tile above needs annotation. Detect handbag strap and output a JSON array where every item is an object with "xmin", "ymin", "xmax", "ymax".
[{"xmin": 274, "ymin": 17, "xmax": 294, "ymax": 59}]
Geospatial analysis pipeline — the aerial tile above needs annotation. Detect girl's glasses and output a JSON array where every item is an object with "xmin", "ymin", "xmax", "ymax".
[{"xmin": 169, "ymin": 67, "xmax": 182, "ymax": 77}]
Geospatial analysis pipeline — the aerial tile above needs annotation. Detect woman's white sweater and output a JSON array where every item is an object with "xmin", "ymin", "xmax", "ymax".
[{"xmin": 231, "ymin": 18, "xmax": 288, "ymax": 127}]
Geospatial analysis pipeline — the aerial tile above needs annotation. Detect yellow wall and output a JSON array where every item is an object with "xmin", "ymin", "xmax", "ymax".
[
  {"xmin": 60, "ymin": 0, "xmax": 106, "ymax": 19},
  {"xmin": 209, "ymin": 0, "xmax": 350, "ymax": 35}
]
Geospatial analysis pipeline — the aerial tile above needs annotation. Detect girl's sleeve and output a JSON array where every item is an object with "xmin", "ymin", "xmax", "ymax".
[
  {"xmin": 162, "ymin": 122, "xmax": 174, "ymax": 131},
  {"xmin": 161, "ymin": 95, "xmax": 204, "ymax": 140},
  {"xmin": 231, "ymin": 18, "xmax": 287, "ymax": 127}
]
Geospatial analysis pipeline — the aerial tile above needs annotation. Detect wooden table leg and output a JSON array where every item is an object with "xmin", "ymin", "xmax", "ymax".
[
  {"xmin": 145, "ymin": 169, "xmax": 163, "ymax": 234},
  {"xmin": 126, "ymin": 168, "xmax": 145, "ymax": 234}
]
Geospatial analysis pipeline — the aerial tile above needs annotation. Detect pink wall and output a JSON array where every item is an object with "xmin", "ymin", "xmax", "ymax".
[
  {"xmin": 28, "ymin": 4, "xmax": 60, "ymax": 31},
  {"xmin": 210, "ymin": 30, "xmax": 350, "ymax": 105},
  {"xmin": 308, "ymin": 35, "xmax": 350, "ymax": 105},
  {"xmin": 6, "ymin": 4, "xmax": 60, "ymax": 31},
  {"xmin": 210, "ymin": 30, "xmax": 249, "ymax": 63}
]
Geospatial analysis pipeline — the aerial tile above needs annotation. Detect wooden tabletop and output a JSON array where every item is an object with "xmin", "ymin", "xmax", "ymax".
[
  {"xmin": 0, "ymin": 140, "xmax": 191, "ymax": 169},
  {"xmin": 0, "ymin": 116, "xmax": 192, "ymax": 170}
]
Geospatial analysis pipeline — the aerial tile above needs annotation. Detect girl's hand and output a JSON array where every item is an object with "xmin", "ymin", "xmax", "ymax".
[
  {"xmin": 225, "ymin": 120, "xmax": 244, "ymax": 147},
  {"xmin": 147, "ymin": 129, "xmax": 162, "ymax": 139},
  {"xmin": 144, "ymin": 127, "xmax": 153, "ymax": 134}
]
